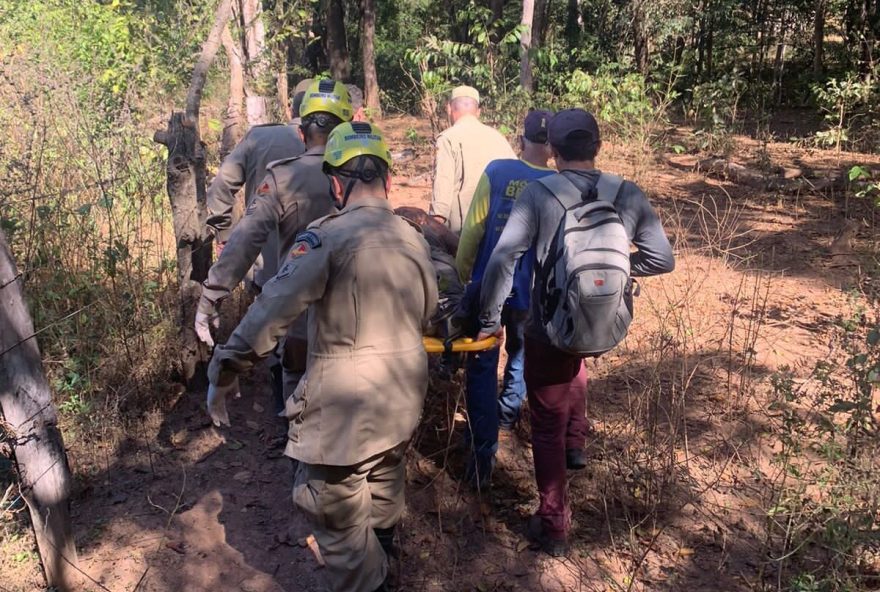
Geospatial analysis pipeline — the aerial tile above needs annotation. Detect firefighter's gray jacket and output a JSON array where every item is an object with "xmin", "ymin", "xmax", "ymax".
[
  {"xmin": 206, "ymin": 123, "xmax": 306, "ymax": 286},
  {"xmin": 208, "ymin": 197, "xmax": 439, "ymax": 466},
  {"xmin": 199, "ymin": 145, "xmax": 335, "ymax": 315}
]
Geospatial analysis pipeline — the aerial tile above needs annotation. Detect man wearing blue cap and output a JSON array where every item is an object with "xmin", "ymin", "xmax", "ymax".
[
  {"xmin": 455, "ymin": 109, "xmax": 555, "ymax": 488},
  {"xmin": 476, "ymin": 109, "xmax": 675, "ymax": 555}
]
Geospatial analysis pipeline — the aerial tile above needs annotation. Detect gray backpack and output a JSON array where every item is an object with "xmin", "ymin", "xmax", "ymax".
[{"xmin": 535, "ymin": 172, "xmax": 633, "ymax": 356}]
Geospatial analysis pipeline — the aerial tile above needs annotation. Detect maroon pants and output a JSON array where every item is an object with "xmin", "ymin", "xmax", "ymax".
[{"xmin": 523, "ymin": 337, "xmax": 588, "ymax": 539}]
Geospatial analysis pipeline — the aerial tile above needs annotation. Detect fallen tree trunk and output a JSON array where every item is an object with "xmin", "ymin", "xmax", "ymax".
[
  {"xmin": 663, "ymin": 153, "xmax": 856, "ymax": 194},
  {"xmin": 0, "ymin": 229, "xmax": 81, "ymax": 591},
  {"xmin": 154, "ymin": 0, "xmax": 232, "ymax": 386},
  {"xmin": 695, "ymin": 157, "xmax": 770, "ymax": 189}
]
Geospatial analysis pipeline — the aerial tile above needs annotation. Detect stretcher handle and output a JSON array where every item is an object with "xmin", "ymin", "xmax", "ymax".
[{"xmin": 422, "ymin": 335, "xmax": 498, "ymax": 354}]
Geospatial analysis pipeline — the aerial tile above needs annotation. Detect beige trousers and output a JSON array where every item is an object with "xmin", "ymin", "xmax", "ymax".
[{"xmin": 292, "ymin": 441, "xmax": 407, "ymax": 592}]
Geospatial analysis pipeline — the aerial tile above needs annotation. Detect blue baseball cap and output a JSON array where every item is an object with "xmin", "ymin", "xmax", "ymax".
[{"xmin": 523, "ymin": 109, "xmax": 554, "ymax": 143}]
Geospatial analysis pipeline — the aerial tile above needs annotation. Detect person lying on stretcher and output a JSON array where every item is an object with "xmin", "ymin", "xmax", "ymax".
[{"xmin": 394, "ymin": 207, "xmax": 496, "ymax": 353}]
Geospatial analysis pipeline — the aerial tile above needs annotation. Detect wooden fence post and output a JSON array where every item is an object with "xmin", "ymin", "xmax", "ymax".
[
  {"xmin": 154, "ymin": 0, "xmax": 233, "ymax": 386},
  {"xmin": 0, "ymin": 229, "xmax": 81, "ymax": 591}
]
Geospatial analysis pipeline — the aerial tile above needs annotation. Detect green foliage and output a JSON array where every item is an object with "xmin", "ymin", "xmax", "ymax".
[
  {"xmin": 813, "ymin": 74, "xmax": 879, "ymax": 152},
  {"xmin": 562, "ymin": 67, "xmax": 673, "ymax": 149},
  {"xmin": 788, "ymin": 573, "xmax": 821, "ymax": 592},
  {"xmin": 318, "ymin": 0, "xmax": 880, "ymax": 162},
  {"xmin": 404, "ymin": 3, "xmax": 524, "ymax": 101},
  {"xmin": 265, "ymin": 0, "xmax": 320, "ymax": 97},
  {"xmin": 404, "ymin": 126, "xmax": 428, "ymax": 146},
  {"xmin": 689, "ymin": 73, "xmax": 746, "ymax": 129},
  {"xmin": 766, "ymin": 306, "xmax": 880, "ymax": 589},
  {"xmin": 848, "ymin": 165, "xmax": 880, "ymax": 207},
  {"xmin": 0, "ymin": 0, "xmax": 212, "ymax": 112},
  {"xmin": 685, "ymin": 72, "xmax": 748, "ymax": 155},
  {"xmin": 0, "ymin": 2, "xmax": 186, "ymax": 431},
  {"xmin": 1, "ymin": 0, "xmax": 139, "ymax": 104},
  {"xmin": 405, "ymin": 29, "xmax": 674, "ymax": 149},
  {"xmin": 12, "ymin": 550, "xmax": 35, "ymax": 563}
]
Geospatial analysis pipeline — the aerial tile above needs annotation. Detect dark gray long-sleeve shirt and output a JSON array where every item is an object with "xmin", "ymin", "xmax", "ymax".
[{"xmin": 479, "ymin": 169, "xmax": 675, "ymax": 341}]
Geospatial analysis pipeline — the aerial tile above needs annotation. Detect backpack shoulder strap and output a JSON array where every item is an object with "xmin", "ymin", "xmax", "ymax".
[
  {"xmin": 596, "ymin": 173, "xmax": 624, "ymax": 204},
  {"xmin": 536, "ymin": 173, "xmax": 582, "ymax": 209}
]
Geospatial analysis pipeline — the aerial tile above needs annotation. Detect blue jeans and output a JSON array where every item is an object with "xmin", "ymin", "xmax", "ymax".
[{"xmin": 464, "ymin": 307, "xmax": 527, "ymax": 461}]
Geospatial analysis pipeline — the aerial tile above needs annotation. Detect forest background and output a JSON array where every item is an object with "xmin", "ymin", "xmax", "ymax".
[{"xmin": 2, "ymin": 0, "xmax": 880, "ymax": 590}]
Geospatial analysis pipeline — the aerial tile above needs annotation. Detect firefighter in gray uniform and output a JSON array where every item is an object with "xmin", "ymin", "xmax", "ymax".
[
  {"xmin": 206, "ymin": 122, "xmax": 438, "ymax": 592},
  {"xmin": 205, "ymin": 123, "xmax": 305, "ymax": 286},
  {"xmin": 196, "ymin": 79, "xmax": 354, "ymax": 405}
]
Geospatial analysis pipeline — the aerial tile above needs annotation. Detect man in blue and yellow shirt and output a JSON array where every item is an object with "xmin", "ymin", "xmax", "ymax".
[{"xmin": 455, "ymin": 109, "xmax": 555, "ymax": 488}]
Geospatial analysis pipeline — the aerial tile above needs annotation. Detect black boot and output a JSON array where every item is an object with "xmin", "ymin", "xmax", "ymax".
[
  {"xmin": 526, "ymin": 514, "xmax": 570, "ymax": 557},
  {"xmin": 566, "ymin": 448, "xmax": 587, "ymax": 470},
  {"xmin": 374, "ymin": 526, "xmax": 398, "ymax": 559}
]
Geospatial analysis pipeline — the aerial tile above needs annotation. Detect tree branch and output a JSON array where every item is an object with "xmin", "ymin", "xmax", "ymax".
[{"xmin": 185, "ymin": 0, "xmax": 234, "ymax": 123}]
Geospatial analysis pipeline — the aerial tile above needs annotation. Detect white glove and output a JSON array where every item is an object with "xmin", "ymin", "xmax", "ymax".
[
  {"xmin": 207, "ymin": 379, "xmax": 240, "ymax": 427},
  {"xmin": 195, "ymin": 311, "xmax": 219, "ymax": 347}
]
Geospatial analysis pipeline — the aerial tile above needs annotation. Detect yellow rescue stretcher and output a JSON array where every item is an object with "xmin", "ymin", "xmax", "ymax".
[{"xmin": 422, "ymin": 335, "xmax": 498, "ymax": 354}]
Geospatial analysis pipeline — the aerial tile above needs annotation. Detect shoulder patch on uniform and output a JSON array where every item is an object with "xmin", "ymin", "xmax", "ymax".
[
  {"xmin": 256, "ymin": 181, "xmax": 271, "ymax": 195},
  {"xmin": 275, "ymin": 259, "xmax": 297, "ymax": 279},
  {"xmin": 285, "ymin": 230, "xmax": 322, "ymax": 260},
  {"xmin": 296, "ymin": 230, "xmax": 322, "ymax": 249}
]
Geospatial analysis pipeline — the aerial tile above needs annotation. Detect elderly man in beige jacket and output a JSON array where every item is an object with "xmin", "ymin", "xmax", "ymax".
[{"xmin": 429, "ymin": 86, "xmax": 515, "ymax": 234}]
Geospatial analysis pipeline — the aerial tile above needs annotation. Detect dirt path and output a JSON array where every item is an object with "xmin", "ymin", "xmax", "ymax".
[{"xmin": 71, "ymin": 373, "xmax": 322, "ymax": 592}]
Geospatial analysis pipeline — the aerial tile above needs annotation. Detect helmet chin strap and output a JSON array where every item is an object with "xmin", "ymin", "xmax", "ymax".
[
  {"xmin": 340, "ymin": 177, "xmax": 357, "ymax": 209},
  {"xmin": 334, "ymin": 157, "xmax": 387, "ymax": 209}
]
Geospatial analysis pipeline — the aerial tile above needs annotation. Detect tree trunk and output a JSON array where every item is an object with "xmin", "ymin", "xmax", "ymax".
[
  {"xmin": 490, "ymin": 0, "xmax": 505, "ymax": 42},
  {"xmin": 749, "ymin": 0, "xmax": 760, "ymax": 78},
  {"xmin": 757, "ymin": 0, "xmax": 769, "ymax": 77},
  {"xmin": 565, "ymin": 0, "xmax": 580, "ymax": 49},
  {"xmin": 520, "ymin": 0, "xmax": 535, "ymax": 92},
  {"xmin": 491, "ymin": 0, "xmax": 505, "ymax": 22},
  {"xmin": 305, "ymin": 6, "xmax": 326, "ymax": 73},
  {"xmin": 533, "ymin": 0, "xmax": 549, "ymax": 47},
  {"xmin": 813, "ymin": 0, "xmax": 826, "ymax": 76},
  {"xmin": 0, "ymin": 230, "xmax": 81, "ymax": 591},
  {"xmin": 154, "ymin": 0, "xmax": 231, "ymax": 386},
  {"xmin": 696, "ymin": 11, "xmax": 705, "ymax": 78},
  {"xmin": 221, "ymin": 23, "xmax": 245, "ymax": 158},
  {"xmin": 632, "ymin": 0, "xmax": 650, "ymax": 75},
  {"xmin": 269, "ymin": 0, "xmax": 295, "ymax": 121},
  {"xmin": 706, "ymin": 15, "xmax": 714, "ymax": 79},
  {"xmin": 860, "ymin": 0, "xmax": 877, "ymax": 75},
  {"xmin": 773, "ymin": 10, "xmax": 789, "ymax": 103},
  {"xmin": 240, "ymin": 0, "xmax": 270, "ymax": 125},
  {"xmin": 360, "ymin": 0, "xmax": 381, "ymax": 116},
  {"xmin": 326, "ymin": 0, "xmax": 351, "ymax": 80},
  {"xmin": 277, "ymin": 63, "xmax": 292, "ymax": 121}
]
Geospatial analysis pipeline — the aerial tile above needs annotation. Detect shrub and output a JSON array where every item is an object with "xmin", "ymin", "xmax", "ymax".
[
  {"xmin": 812, "ymin": 74, "xmax": 879, "ymax": 154},
  {"xmin": 764, "ymin": 306, "xmax": 880, "ymax": 589}
]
